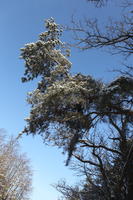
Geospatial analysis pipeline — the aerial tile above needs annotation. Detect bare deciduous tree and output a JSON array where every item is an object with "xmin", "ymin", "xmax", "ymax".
[{"xmin": 0, "ymin": 130, "xmax": 32, "ymax": 200}]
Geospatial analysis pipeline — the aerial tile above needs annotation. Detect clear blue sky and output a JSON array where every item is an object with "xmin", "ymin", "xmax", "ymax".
[{"xmin": 0, "ymin": 0, "xmax": 125, "ymax": 199}]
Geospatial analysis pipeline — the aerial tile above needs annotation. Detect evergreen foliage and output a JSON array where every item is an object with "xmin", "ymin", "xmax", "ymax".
[{"xmin": 20, "ymin": 11, "xmax": 133, "ymax": 200}]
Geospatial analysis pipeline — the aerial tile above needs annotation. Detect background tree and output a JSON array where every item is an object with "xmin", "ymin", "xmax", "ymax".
[
  {"xmin": 71, "ymin": 0, "xmax": 133, "ymax": 58},
  {"xmin": 0, "ymin": 130, "xmax": 32, "ymax": 200},
  {"xmin": 20, "ymin": 3, "xmax": 133, "ymax": 199},
  {"xmin": 55, "ymin": 178, "xmax": 104, "ymax": 200}
]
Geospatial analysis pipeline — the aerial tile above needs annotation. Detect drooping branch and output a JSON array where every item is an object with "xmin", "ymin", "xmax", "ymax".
[
  {"xmin": 73, "ymin": 153, "xmax": 100, "ymax": 167},
  {"xmin": 79, "ymin": 139, "xmax": 122, "ymax": 155}
]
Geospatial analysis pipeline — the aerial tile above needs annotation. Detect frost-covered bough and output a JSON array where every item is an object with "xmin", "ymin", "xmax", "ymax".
[{"xmin": 20, "ymin": 18, "xmax": 133, "ymax": 200}]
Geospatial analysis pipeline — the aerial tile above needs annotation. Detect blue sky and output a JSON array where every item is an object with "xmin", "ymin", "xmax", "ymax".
[{"xmin": 0, "ymin": 0, "xmax": 125, "ymax": 199}]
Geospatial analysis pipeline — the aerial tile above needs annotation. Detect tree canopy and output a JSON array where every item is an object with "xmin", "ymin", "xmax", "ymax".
[{"xmin": 20, "ymin": 1, "xmax": 133, "ymax": 199}]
